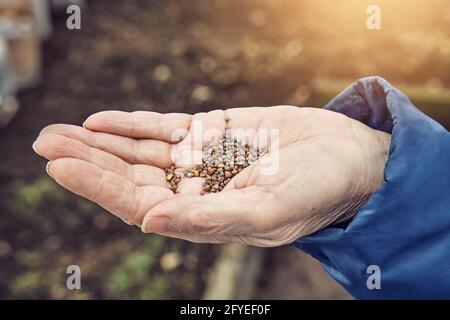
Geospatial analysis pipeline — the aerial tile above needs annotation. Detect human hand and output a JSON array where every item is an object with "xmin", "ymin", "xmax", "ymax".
[{"xmin": 33, "ymin": 106, "xmax": 390, "ymax": 246}]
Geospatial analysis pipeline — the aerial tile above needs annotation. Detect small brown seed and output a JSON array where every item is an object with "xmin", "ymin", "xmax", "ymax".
[{"xmin": 164, "ymin": 134, "xmax": 261, "ymax": 194}]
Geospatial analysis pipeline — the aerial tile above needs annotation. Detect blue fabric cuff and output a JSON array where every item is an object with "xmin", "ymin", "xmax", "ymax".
[{"xmin": 294, "ymin": 76, "xmax": 450, "ymax": 299}]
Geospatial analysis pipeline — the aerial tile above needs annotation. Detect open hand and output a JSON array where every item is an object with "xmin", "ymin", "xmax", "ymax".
[{"xmin": 33, "ymin": 106, "xmax": 390, "ymax": 246}]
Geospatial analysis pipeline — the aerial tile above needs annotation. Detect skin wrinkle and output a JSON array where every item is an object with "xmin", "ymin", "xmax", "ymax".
[
  {"xmin": 279, "ymin": 151, "xmax": 315, "ymax": 211},
  {"xmin": 347, "ymin": 118, "xmax": 390, "ymax": 207},
  {"xmin": 180, "ymin": 211, "xmax": 217, "ymax": 234},
  {"xmin": 127, "ymin": 163, "xmax": 136, "ymax": 188},
  {"xmin": 335, "ymin": 194, "xmax": 370, "ymax": 224},
  {"xmin": 133, "ymin": 186, "xmax": 148, "ymax": 226},
  {"xmin": 129, "ymin": 111, "xmax": 136, "ymax": 137},
  {"xmin": 135, "ymin": 187, "xmax": 175, "ymax": 226},
  {"xmin": 114, "ymin": 173, "xmax": 134, "ymax": 221},
  {"xmin": 264, "ymin": 222, "xmax": 308, "ymax": 245},
  {"xmin": 348, "ymin": 118, "xmax": 370, "ymax": 195},
  {"xmin": 283, "ymin": 223, "xmax": 312, "ymax": 244},
  {"xmin": 238, "ymin": 161, "xmax": 260, "ymax": 189},
  {"xmin": 159, "ymin": 113, "xmax": 166, "ymax": 140},
  {"xmin": 246, "ymin": 188, "xmax": 282, "ymax": 234},
  {"xmin": 117, "ymin": 151, "xmax": 129, "ymax": 177},
  {"xmin": 93, "ymin": 167, "xmax": 107, "ymax": 204},
  {"xmin": 168, "ymin": 143, "xmax": 176, "ymax": 166},
  {"xmin": 90, "ymin": 129, "xmax": 99, "ymax": 149},
  {"xmin": 172, "ymin": 192, "xmax": 253, "ymax": 237},
  {"xmin": 128, "ymin": 183, "xmax": 141, "ymax": 226},
  {"xmin": 276, "ymin": 147, "xmax": 366, "ymax": 238},
  {"xmin": 85, "ymin": 138, "xmax": 132, "ymax": 185},
  {"xmin": 312, "ymin": 191, "xmax": 368, "ymax": 228},
  {"xmin": 46, "ymin": 126, "xmax": 128, "ymax": 166},
  {"xmin": 211, "ymin": 216, "xmax": 253, "ymax": 238},
  {"xmin": 131, "ymin": 138, "xmax": 141, "ymax": 164},
  {"xmin": 246, "ymin": 197, "xmax": 270, "ymax": 233},
  {"xmin": 138, "ymin": 140, "xmax": 154, "ymax": 165},
  {"xmin": 252, "ymin": 207, "xmax": 307, "ymax": 243},
  {"xmin": 190, "ymin": 210, "xmax": 230, "ymax": 235}
]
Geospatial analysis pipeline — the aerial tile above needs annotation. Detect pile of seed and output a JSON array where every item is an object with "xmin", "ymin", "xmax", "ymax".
[{"xmin": 165, "ymin": 133, "xmax": 264, "ymax": 193}]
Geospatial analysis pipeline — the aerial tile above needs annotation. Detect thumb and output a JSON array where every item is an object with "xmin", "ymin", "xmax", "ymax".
[{"xmin": 141, "ymin": 188, "xmax": 268, "ymax": 243}]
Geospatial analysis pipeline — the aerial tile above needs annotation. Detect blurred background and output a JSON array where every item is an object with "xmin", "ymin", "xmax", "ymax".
[{"xmin": 0, "ymin": 0, "xmax": 449, "ymax": 299}]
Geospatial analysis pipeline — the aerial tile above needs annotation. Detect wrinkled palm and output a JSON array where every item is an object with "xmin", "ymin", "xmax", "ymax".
[{"xmin": 34, "ymin": 106, "xmax": 390, "ymax": 246}]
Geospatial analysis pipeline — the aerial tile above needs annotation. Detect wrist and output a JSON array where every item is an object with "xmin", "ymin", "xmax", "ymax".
[{"xmin": 342, "ymin": 125, "xmax": 391, "ymax": 223}]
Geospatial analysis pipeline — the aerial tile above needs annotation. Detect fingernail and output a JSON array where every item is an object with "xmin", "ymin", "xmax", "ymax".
[
  {"xmin": 120, "ymin": 217, "xmax": 134, "ymax": 226},
  {"xmin": 46, "ymin": 161, "xmax": 54, "ymax": 177},
  {"xmin": 82, "ymin": 116, "xmax": 92, "ymax": 128},
  {"xmin": 142, "ymin": 216, "xmax": 170, "ymax": 233},
  {"xmin": 32, "ymin": 141, "xmax": 40, "ymax": 155}
]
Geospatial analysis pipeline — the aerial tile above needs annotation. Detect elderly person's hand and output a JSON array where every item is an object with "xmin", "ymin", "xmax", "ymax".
[{"xmin": 33, "ymin": 106, "xmax": 390, "ymax": 246}]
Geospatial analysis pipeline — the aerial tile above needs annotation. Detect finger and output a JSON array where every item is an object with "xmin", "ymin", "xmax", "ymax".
[
  {"xmin": 47, "ymin": 158, "xmax": 173, "ymax": 225},
  {"xmin": 83, "ymin": 111, "xmax": 192, "ymax": 142},
  {"xmin": 225, "ymin": 106, "xmax": 304, "ymax": 150},
  {"xmin": 176, "ymin": 177, "xmax": 204, "ymax": 195},
  {"xmin": 225, "ymin": 107, "xmax": 266, "ymax": 148},
  {"xmin": 173, "ymin": 109, "xmax": 227, "ymax": 167},
  {"xmin": 141, "ymin": 187, "xmax": 277, "ymax": 242},
  {"xmin": 39, "ymin": 124, "xmax": 173, "ymax": 168},
  {"xmin": 34, "ymin": 133, "xmax": 169, "ymax": 188}
]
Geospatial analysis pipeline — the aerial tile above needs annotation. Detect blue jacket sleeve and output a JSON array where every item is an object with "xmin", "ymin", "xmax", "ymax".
[{"xmin": 294, "ymin": 76, "xmax": 450, "ymax": 299}]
